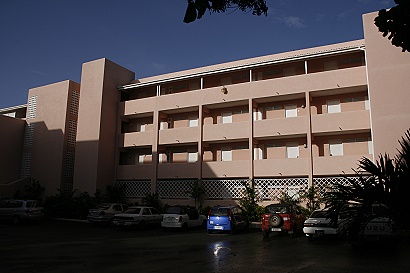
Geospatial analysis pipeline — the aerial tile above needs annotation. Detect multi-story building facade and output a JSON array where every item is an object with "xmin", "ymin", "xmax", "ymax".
[{"xmin": 1, "ymin": 12, "xmax": 409, "ymax": 206}]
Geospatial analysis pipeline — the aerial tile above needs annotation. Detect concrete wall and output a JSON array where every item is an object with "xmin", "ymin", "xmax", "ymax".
[
  {"xmin": 363, "ymin": 12, "xmax": 410, "ymax": 157},
  {"xmin": 0, "ymin": 115, "xmax": 25, "ymax": 186},
  {"xmin": 73, "ymin": 59, "xmax": 135, "ymax": 194}
]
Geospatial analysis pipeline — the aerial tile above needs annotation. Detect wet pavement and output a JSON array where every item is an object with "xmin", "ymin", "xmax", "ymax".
[{"xmin": 0, "ymin": 219, "xmax": 409, "ymax": 272}]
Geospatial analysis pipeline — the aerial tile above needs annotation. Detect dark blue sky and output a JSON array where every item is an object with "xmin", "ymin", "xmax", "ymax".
[{"xmin": 0, "ymin": 0, "xmax": 394, "ymax": 108}]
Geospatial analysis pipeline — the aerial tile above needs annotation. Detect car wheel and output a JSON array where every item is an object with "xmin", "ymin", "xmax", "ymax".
[
  {"xmin": 268, "ymin": 213, "xmax": 283, "ymax": 227},
  {"xmin": 138, "ymin": 220, "xmax": 146, "ymax": 230},
  {"xmin": 230, "ymin": 224, "xmax": 237, "ymax": 235},
  {"xmin": 290, "ymin": 224, "xmax": 298, "ymax": 238},
  {"xmin": 262, "ymin": 230, "xmax": 270, "ymax": 238},
  {"xmin": 12, "ymin": 215, "xmax": 20, "ymax": 224}
]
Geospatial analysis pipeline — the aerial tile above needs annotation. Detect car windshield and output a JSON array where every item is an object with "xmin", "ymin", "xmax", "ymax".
[
  {"xmin": 166, "ymin": 207, "xmax": 184, "ymax": 214},
  {"xmin": 124, "ymin": 208, "xmax": 141, "ymax": 214},
  {"xmin": 210, "ymin": 207, "xmax": 229, "ymax": 216},
  {"xmin": 265, "ymin": 205, "xmax": 289, "ymax": 214},
  {"xmin": 26, "ymin": 201, "xmax": 38, "ymax": 208},
  {"xmin": 310, "ymin": 211, "xmax": 328, "ymax": 218},
  {"xmin": 97, "ymin": 204, "xmax": 111, "ymax": 210}
]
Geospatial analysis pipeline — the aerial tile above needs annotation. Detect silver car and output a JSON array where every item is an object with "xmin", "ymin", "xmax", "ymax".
[
  {"xmin": 303, "ymin": 209, "xmax": 345, "ymax": 239},
  {"xmin": 112, "ymin": 206, "xmax": 162, "ymax": 229},
  {"xmin": 0, "ymin": 199, "xmax": 43, "ymax": 224},
  {"xmin": 87, "ymin": 203, "xmax": 129, "ymax": 225}
]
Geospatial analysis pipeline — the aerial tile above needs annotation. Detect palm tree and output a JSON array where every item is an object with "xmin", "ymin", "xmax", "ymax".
[{"xmin": 324, "ymin": 129, "xmax": 410, "ymax": 238}]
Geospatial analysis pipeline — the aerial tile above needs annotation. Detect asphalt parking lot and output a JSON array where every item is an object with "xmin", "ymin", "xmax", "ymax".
[{"xmin": 0, "ymin": 219, "xmax": 409, "ymax": 273}]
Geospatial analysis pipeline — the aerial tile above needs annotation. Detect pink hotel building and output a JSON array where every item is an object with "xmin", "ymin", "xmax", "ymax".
[{"xmin": 1, "ymin": 12, "xmax": 409, "ymax": 206}]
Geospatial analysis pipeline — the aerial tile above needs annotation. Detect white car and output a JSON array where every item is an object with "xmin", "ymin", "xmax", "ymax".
[
  {"xmin": 303, "ymin": 209, "xmax": 345, "ymax": 239},
  {"xmin": 112, "ymin": 206, "xmax": 162, "ymax": 229},
  {"xmin": 87, "ymin": 203, "xmax": 128, "ymax": 225},
  {"xmin": 161, "ymin": 206, "xmax": 206, "ymax": 230}
]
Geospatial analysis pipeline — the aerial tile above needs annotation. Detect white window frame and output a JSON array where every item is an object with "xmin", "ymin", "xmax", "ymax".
[
  {"xmin": 286, "ymin": 143, "xmax": 299, "ymax": 159},
  {"xmin": 221, "ymin": 147, "xmax": 232, "ymax": 161},
  {"xmin": 188, "ymin": 150, "xmax": 198, "ymax": 163},
  {"xmin": 327, "ymin": 99, "xmax": 341, "ymax": 113},
  {"xmin": 188, "ymin": 116, "xmax": 198, "ymax": 127},
  {"xmin": 221, "ymin": 112, "xmax": 232, "ymax": 124},
  {"xmin": 285, "ymin": 104, "xmax": 297, "ymax": 118},
  {"xmin": 329, "ymin": 139, "xmax": 343, "ymax": 156}
]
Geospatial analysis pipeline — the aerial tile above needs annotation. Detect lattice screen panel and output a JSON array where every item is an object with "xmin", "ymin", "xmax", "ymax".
[
  {"xmin": 67, "ymin": 120, "xmax": 77, "ymax": 147},
  {"xmin": 116, "ymin": 181, "xmax": 151, "ymax": 198},
  {"xmin": 27, "ymin": 95, "xmax": 38, "ymax": 120},
  {"xmin": 158, "ymin": 180, "xmax": 197, "ymax": 199},
  {"xmin": 202, "ymin": 179, "xmax": 249, "ymax": 199},
  {"xmin": 21, "ymin": 153, "xmax": 32, "ymax": 177},
  {"xmin": 24, "ymin": 123, "xmax": 35, "ymax": 147},
  {"xmin": 313, "ymin": 176, "xmax": 361, "ymax": 197},
  {"xmin": 70, "ymin": 90, "xmax": 80, "ymax": 116},
  {"xmin": 254, "ymin": 178, "xmax": 309, "ymax": 200}
]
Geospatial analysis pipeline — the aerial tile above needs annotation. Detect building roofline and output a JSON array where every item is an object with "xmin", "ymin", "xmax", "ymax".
[
  {"xmin": 118, "ymin": 40, "xmax": 365, "ymax": 91},
  {"xmin": 0, "ymin": 104, "xmax": 27, "ymax": 113}
]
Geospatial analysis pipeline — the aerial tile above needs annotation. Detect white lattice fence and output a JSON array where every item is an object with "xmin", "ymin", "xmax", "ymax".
[
  {"xmin": 116, "ymin": 181, "xmax": 151, "ymax": 198},
  {"xmin": 202, "ymin": 179, "xmax": 249, "ymax": 199},
  {"xmin": 158, "ymin": 180, "xmax": 197, "ymax": 199},
  {"xmin": 254, "ymin": 178, "xmax": 309, "ymax": 200},
  {"xmin": 314, "ymin": 176, "xmax": 361, "ymax": 197}
]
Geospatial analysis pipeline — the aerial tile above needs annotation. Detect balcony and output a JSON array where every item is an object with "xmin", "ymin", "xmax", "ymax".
[
  {"xmin": 203, "ymin": 121, "xmax": 249, "ymax": 142},
  {"xmin": 159, "ymin": 127, "xmax": 200, "ymax": 145},
  {"xmin": 119, "ymin": 131, "xmax": 153, "ymax": 148},
  {"xmin": 120, "ymin": 97, "xmax": 156, "ymax": 117},
  {"xmin": 311, "ymin": 110, "xmax": 370, "ymax": 134},
  {"xmin": 254, "ymin": 158, "xmax": 308, "ymax": 177},
  {"xmin": 116, "ymin": 164, "xmax": 153, "ymax": 180},
  {"xmin": 313, "ymin": 154, "xmax": 372, "ymax": 176},
  {"xmin": 254, "ymin": 116, "xmax": 307, "ymax": 138},
  {"xmin": 202, "ymin": 160, "xmax": 250, "ymax": 178},
  {"xmin": 251, "ymin": 66, "xmax": 367, "ymax": 99},
  {"xmin": 157, "ymin": 162, "xmax": 200, "ymax": 179}
]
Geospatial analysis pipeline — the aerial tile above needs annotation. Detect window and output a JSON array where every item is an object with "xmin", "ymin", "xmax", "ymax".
[
  {"xmin": 137, "ymin": 154, "xmax": 144, "ymax": 164},
  {"xmin": 137, "ymin": 123, "xmax": 146, "ymax": 132},
  {"xmin": 188, "ymin": 116, "xmax": 198, "ymax": 127},
  {"xmin": 254, "ymin": 145, "xmax": 263, "ymax": 160},
  {"xmin": 329, "ymin": 140, "xmax": 343, "ymax": 156},
  {"xmin": 285, "ymin": 104, "xmax": 297, "ymax": 118},
  {"xmin": 188, "ymin": 150, "xmax": 197, "ymax": 162},
  {"xmin": 221, "ymin": 147, "xmax": 232, "ymax": 161},
  {"xmin": 365, "ymin": 96, "xmax": 370, "ymax": 110},
  {"xmin": 221, "ymin": 112, "xmax": 232, "ymax": 124},
  {"xmin": 286, "ymin": 143, "xmax": 299, "ymax": 158},
  {"xmin": 368, "ymin": 138, "xmax": 374, "ymax": 155},
  {"xmin": 327, "ymin": 99, "xmax": 341, "ymax": 113},
  {"xmin": 253, "ymin": 107, "xmax": 262, "ymax": 121}
]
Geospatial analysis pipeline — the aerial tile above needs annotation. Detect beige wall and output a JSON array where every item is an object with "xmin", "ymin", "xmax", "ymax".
[
  {"xmin": 0, "ymin": 115, "xmax": 25, "ymax": 188},
  {"xmin": 27, "ymin": 80, "xmax": 80, "ymax": 196},
  {"xmin": 73, "ymin": 59, "xmax": 135, "ymax": 194},
  {"xmin": 363, "ymin": 12, "xmax": 410, "ymax": 157}
]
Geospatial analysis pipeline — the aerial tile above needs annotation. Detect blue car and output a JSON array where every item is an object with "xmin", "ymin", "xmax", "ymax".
[{"xmin": 207, "ymin": 206, "xmax": 249, "ymax": 234}]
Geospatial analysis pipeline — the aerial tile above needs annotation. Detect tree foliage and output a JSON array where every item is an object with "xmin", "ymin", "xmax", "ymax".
[
  {"xmin": 375, "ymin": 0, "xmax": 410, "ymax": 52},
  {"xmin": 324, "ymin": 129, "xmax": 410, "ymax": 239},
  {"xmin": 184, "ymin": 0, "xmax": 268, "ymax": 23}
]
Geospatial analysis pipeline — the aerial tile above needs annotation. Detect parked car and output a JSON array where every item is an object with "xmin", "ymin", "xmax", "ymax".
[
  {"xmin": 357, "ymin": 204, "xmax": 395, "ymax": 242},
  {"xmin": 261, "ymin": 203, "xmax": 306, "ymax": 238},
  {"xmin": 207, "ymin": 206, "xmax": 249, "ymax": 234},
  {"xmin": 161, "ymin": 206, "xmax": 206, "ymax": 230},
  {"xmin": 87, "ymin": 203, "xmax": 128, "ymax": 225},
  {"xmin": 0, "ymin": 199, "xmax": 43, "ymax": 224},
  {"xmin": 303, "ymin": 209, "xmax": 346, "ymax": 240},
  {"xmin": 112, "ymin": 206, "xmax": 162, "ymax": 229}
]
